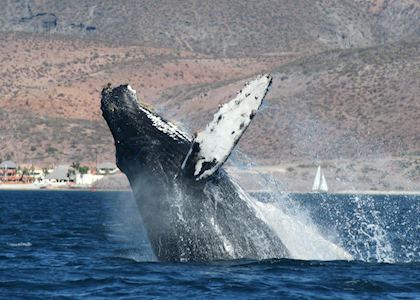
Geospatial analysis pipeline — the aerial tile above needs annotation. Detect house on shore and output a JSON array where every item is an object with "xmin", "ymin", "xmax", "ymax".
[
  {"xmin": 75, "ymin": 173, "xmax": 104, "ymax": 185},
  {"xmin": 44, "ymin": 165, "xmax": 76, "ymax": 184},
  {"xmin": 0, "ymin": 160, "xmax": 18, "ymax": 182},
  {"xmin": 97, "ymin": 162, "xmax": 118, "ymax": 175},
  {"xmin": 0, "ymin": 161, "xmax": 17, "ymax": 175},
  {"xmin": 30, "ymin": 168, "xmax": 46, "ymax": 181}
]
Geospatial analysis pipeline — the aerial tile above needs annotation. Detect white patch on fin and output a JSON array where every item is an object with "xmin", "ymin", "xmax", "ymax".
[{"xmin": 183, "ymin": 74, "xmax": 272, "ymax": 180}]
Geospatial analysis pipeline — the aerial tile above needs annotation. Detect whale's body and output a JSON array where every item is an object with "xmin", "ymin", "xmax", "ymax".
[{"xmin": 101, "ymin": 75, "xmax": 289, "ymax": 261}]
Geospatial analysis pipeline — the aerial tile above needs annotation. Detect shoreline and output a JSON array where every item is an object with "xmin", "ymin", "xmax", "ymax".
[
  {"xmin": 0, "ymin": 184, "xmax": 419, "ymax": 196},
  {"xmin": 247, "ymin": 190, "xmax": 420, "ymax": 196},
  {"xmin": 0, "ymin": 188, "xmax": 132, "ymax": 192},
  {"xmin": 332, "ymin": 190, "xmax": 420, "ymax": 196},
  {"xmin": 0, "ymin": 184, "xmax": 131, "ymax": 192}
]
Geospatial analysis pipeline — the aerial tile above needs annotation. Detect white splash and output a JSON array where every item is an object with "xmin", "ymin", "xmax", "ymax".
[
  {"xmin": 231, "ymin": 180, "xmax": 352, "ymax": 260},
  {"xmin": 229, "ymin": 151, "xmax": 352, "ymax": 261},
  {"xmin": 254, "ymin": 200, "xmax": 353, "ymax": 260},
  {"xmin": 341, "ymin": 195, "xmax": 395, "ymax": 263},
  {"xmin": 210, "ymin": 217, "xmax": 235, "ymax": 256}
]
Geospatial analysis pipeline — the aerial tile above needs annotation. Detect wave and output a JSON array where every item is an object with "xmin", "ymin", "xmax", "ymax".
[{"xmin": 7, "ymin": 242, "xmax": 32, "ymax": 247}]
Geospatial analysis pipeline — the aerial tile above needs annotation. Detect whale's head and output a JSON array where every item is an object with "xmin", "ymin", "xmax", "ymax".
[
  {"xmin": 101, "ymin": 84, "xmax": 198, "ymax": 251},
  {"xmin": 100, "ymin": 84, "xmax": 191, "ymax": 181}
]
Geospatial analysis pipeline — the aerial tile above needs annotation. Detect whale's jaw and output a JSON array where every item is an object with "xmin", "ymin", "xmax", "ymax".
[{"xmin": 100, "ymin": 75, "xmax": 290, "ymax": 262}]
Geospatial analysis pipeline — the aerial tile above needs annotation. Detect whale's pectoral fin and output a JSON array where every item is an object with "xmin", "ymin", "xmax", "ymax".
[{"xmin": 181, "ymin": 74, "xmax": 273, "ymax": 181}]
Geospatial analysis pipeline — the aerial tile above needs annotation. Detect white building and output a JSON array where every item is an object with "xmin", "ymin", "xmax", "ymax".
[
  {"xmin": 75, "ymin": 173, "xmax": 104, "ymax": 185},
  {"xmin": 43, "ymin": 165, "xmax": 75, "ymax": 183},
  {"xmin": 97, "ymin": 162, "xmax": 118, "ymax": 175}
]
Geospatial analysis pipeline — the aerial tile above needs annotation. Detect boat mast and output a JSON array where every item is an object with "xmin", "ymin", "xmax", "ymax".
[{"xmin": 320, "ymin": 170, "xmax": 328, "ymax": 192}]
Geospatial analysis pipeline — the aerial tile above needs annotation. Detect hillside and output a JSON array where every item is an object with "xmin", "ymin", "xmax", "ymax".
[
  {"xmin": 171, "ymin": 42, "xmax": 420, "ymax": 162},
  {"xmin": 0, "ymin": 0, "xmax": 419, "ymax": 191},
  {"xmin": 1, "ymin": 0, "xmax": 418, "ymax": 55},
  {"xmin": 0, "ymin": 32, "xmax": 298, "ymax": 164}
]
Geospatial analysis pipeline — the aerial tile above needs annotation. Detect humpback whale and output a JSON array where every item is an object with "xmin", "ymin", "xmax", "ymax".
[{"xmin": 101, "ymin": 74, "xmax": 289, "ymax": 261}]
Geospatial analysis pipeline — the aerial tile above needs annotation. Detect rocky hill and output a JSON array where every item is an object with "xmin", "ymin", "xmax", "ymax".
[
  {"xmin": 171, "ymin": 42, "xmax": 419, "ymax": 161},
  {"xmin": 1, "ymin": 0, "xmax": 418, "ymax": 55},
  {"xmin": 0, "ymin": 0, "xmax": 419, "ymax": 191}
]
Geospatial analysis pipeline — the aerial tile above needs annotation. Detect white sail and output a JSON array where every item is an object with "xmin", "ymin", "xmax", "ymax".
[
  {"xmin": 312, "ymin": 166, "xmax": 321, "ymax": 191},
  {"xmin": 312, "ymin": 165, "xmax": 328, "ymax": 193},
  {"xmin": 320, "ymin": 171, "xmax": 328, "ymax": 192}
]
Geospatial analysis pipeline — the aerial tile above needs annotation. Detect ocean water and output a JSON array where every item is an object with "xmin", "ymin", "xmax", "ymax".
[{"xmin": 0, "ymin": 190, "xmax": 418, "ymax": 299}]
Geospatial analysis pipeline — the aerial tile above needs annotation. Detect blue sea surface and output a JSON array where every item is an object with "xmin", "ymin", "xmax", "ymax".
[{"xmin": 0, "ymin": 190, "xmax": 419, "ymax": 299}]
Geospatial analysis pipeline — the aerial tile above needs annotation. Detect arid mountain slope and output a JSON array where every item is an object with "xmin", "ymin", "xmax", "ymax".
[
  {"xmin": 1, "ymin": 0, "xmax": 418, "ymax": 55},
  {"xmin": 0, "ymin": 32, "xmax": 299, "ymax": 164},
  {"xmin": 164, "ymin": 41, "xmax": 420, "ymax": 163},
  {"xmin": 1, "ymin": 33, "xmax": 418, "ymax": 167},
  {"xmin": 0, "ymin": 1, "xmax": 418, "ymax": 191}
]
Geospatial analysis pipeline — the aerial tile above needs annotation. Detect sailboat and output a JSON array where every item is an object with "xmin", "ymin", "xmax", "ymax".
[{"xmin": 312, "ymin": 166, "xmax": 328, "ymax": 193}]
